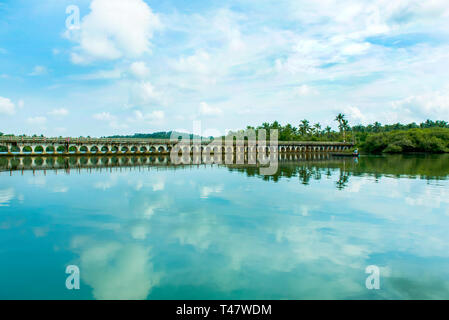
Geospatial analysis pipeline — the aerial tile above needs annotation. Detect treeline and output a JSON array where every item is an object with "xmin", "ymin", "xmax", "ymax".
[
  {"xmin": 106, "ymin": 131, "xmax": 205, "ymax": 140},
  {"xmin": 361, "ymin": 128, "xmax": 449, "ymax": 153},
  {"xmin": 228, "ymin": 116, "xmax": 449, "ymax": 154},
  {"xmin": 230, "ymin": 114, "xmax": 350, "ymax": 142}
]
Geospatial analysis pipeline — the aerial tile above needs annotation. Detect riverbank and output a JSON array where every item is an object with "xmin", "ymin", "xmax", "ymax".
[{"xmin": 358, "ymin": 128, "xmax": 449, "ymax": 154}]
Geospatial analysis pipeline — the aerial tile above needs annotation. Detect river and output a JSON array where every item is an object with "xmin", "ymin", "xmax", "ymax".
[{"xmin": 1, "ymin": 154, "xmax": 449, "ymax": 299}]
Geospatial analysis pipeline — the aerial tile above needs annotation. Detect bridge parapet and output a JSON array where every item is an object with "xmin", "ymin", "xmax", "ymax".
[{"xmin": 0, "ymin": 136, "xmax": 354, "ymax": 156}]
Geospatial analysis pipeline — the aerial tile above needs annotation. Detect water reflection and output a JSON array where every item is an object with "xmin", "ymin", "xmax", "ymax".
[
  {"xmin": 1, "ymin": 154, "xmax": 449, "ymax": 299},
  {"xmin": 2, "ymin": 154, "xmax": 449, "ymax": 187}
]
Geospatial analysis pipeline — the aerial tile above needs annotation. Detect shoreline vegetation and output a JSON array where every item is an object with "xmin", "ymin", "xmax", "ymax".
[
  {"xmin": 224, "ymin": 116, "xmax": 449, "ymax": 154},
  {"xmin": 1, "ymin": 115, "xmax": 448, "ymax": 154}
]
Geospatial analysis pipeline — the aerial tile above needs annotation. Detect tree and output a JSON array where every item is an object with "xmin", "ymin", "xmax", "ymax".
[
  {"xmin": 299, "ymin": 119, "xmax": 311, "ymax": 136},
  {"xmin": 271, "ymin": 121, "xmax": 281, "ymax": 129},
  {"xmin": 260, "ymin": 122, "xmax": 271, "ymax": 131},
  {"xmin": 373, "ymin": 122, "xmax": 382, "ymax": 133},
  {"xmin": 313, "ymin": 123, "xmax": 322, "ymax": 136},
  {"xmin": 342, "ymin": 119, "xmax": 351, "ymax": 142},
  {"xmin": 335, "ymin": 113, "xmax": 347, "ymax": 141},
  {"xmin": 325, "ymin": 126, "xmax": 332, "ymax": 138}
]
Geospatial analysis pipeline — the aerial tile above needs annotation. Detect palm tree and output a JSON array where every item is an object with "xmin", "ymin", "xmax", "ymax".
[
  {"xmin": 325, "ymin": 126, "xmax": 332, "ymax": 138},
  {"xmin": 313, "ymin": 123, "xmax": 322, "ymax": 136},
  {"xmin": 299, "ymin": 119, "xmax": 311, "ymax": 136},
  {"xmin": 373, "ymin": 122, "xmax": 382, "ymax": 133},
  {"xmin": 335, "ymin": 113, "xmax": 346, "ymax": 141},
  {"xmin": 342, "ymin": 119, "xmax": 351, "ymax": 142}
]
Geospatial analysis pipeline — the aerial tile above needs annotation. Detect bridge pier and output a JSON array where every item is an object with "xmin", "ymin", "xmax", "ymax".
[{"xmin": 0, "ymin": 137, "xmax": 355, "ymax": 157}]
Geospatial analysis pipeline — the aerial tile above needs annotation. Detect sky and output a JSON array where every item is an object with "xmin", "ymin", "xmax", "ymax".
[{"xmin": 0, "ymin": 0, "xmax": 449, "ymax": 137}]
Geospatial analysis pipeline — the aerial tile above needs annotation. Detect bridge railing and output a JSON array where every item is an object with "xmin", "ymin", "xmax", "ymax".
[{"xmin": 0, "ymin": 136, "xmax": 354, "ymax": 146}]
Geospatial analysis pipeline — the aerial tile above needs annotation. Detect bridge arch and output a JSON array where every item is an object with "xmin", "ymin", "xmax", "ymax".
[
  {"xmin": 100, "ymin": 146, "xmax": 109, "ymax": 153},
  {"xmin": 90, "ymin": 146, "xmax": 99, "ymax": 154},
  {"xmin": 110, "ymin": 146, "xmax": 119, "ymax": 153},
  {"xmin": 121, "ymin": 146, "xmax": 129, "ymax": 153},
  {"xmin": 68, "ymin": 145, "xmax": 78, "ymax": 153},
  {"xmin": 45, "ymin": 146, "xmax": 55, "ymax": 154}
]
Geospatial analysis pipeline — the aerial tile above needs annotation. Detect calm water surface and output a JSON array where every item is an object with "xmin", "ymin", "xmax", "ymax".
[{"xmin": 1, "ymin": 154, "xmax": 449, "ymax": 300}]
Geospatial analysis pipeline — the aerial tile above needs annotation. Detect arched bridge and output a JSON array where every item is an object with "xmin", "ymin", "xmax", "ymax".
[{"xmin": 0, "ymin": 137, "xmax": 354, "ymax": 156}]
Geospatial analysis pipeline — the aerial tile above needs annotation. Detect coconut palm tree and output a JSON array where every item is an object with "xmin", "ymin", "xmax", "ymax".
[
  {"xmin": 325, "ymin": 126, "xmax": 332, "ymax": 138},
  {"xmin": 299, "ymin": 119, "xmax": 311, "ymax": 136},
  {"xmin": 313, "ymin": 123, "xmax": 322, "ymax": 136},
  {"xmin": 335, "ymin": 113, "xmax": 346, "ymax": 141},
  {"xmin": 373, "ymin": 121, "xmax": 382, "ymax": 133},
  {"xmin": 342, "ymin": 119, "xmax": 351, "ymax": 142}
]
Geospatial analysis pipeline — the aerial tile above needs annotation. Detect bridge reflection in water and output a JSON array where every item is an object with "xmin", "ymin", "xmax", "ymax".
[
  {"xmin": 0, "ymin": 153, "xmax": 336, "ymax": 173},
  {"xmin": 1, "ymin": 154, "xmax": 448, "ymax": 191},
  {"xmin": 0, "ymin": 153, "xmax": 357, "ymax": 190}
]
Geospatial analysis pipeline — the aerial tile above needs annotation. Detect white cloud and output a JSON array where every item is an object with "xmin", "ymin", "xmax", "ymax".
[
  {"xmin": 33, "ymin": 227, "xmax": 49, "ymax": 238},
  {"xmin": 94, "ymin": 181, "xmax": 115, "ymax": 190},
  {"xmin": 93, "ymin": 112, "xmax": 131, "ymax": 129},
  {"xmin": 152, "ymin": 179, "xmax": 165, "ymax": 191},
  {"xmin": 392, "ymin": 91, "xmax": 449, "ymax": 121},
  {"xmin": 29, "ymin": 66, "xmax": 47, "ymax": 76},
  {"xmin": 132, "ymin": 81, "xmax": 160, "ymax": 104},
  {"xmin": 93, "ymin": 112, "xmax": 116, "ymax": 121},
  {"xmin": 174, "ymin": 50, "xmax": 213, "ymax": 75},
  {"xmin": 131, "ymin": 225, "xmax": 149, "ymax": 240},
  {"xmin": 55, "ymin": 127, "xmax": 67, "ymax": 134},
  {"xmin": 71, "ymin": 240, "xmax": 160, "ymax": 300},
  {"xmin": 0, "ymin": 97, "xmax": 15, "ymax": 115},
  {"xmin": 68, "ymin": 0, "xmax": 162, "ymax": 64},
  {"xmin": 130, "ymin": 61, "xmax": 150, "ymax": 79},
  {"xmin": 52, "ymin": 186, "xmax": 69, "ymax": 193},
  {"xmin": 200, "ymin": 185, "xmax": 223, "ymax": 199},
  {"xmin": 27, "ymin": 116, "xmax": 47, "ymax": 125},
  {"xmin": 295, "ymin": 85, "xmax": 318, "ymax": 96},
  {"xmin": 128, "ymin": 110, "xmax": 164, "ymax": 123},
  {"xmin": 48, "ymin": 108, "xmax": 69, "ymax": 117},
  {"xmin": 72, "ymin": 68, "xmax": 123, "ymax": 80},
  {"xmin": 341, "ymin": 42, "xmax": 371, "ymax": 56},
  {"xmin": 0, "ymin": 188, "xmax": 15, "ymax": 207},
  {"xmin": 343, "ymin": 106, "xmax": 367, "ymax": 123},
  {"xmin": 199, "ymin": 102, "xmax": 223, "ymax": 116}
]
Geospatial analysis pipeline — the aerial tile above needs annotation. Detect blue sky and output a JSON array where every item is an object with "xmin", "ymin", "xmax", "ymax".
[{"xmin": 1, "ymin": 0, "xmax": 449, "ymax": 137}]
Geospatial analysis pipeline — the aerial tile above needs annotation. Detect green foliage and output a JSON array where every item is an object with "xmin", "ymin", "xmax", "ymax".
[
  {"xmin": 362, "ymin": 128, "xmax": 449, "ymax": 154},
  {"xmin": 108, "ymin": 131, "xmax": 205, "ymax": 140},
  {"xmin": 230, "ymin": 118, "xmax": 449, "ymax": 154}
]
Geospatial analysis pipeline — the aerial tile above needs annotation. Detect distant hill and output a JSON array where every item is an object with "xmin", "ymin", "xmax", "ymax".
[{"xmin": 106, "ymin": 131, "xmax": 208, "ymax": 140}]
